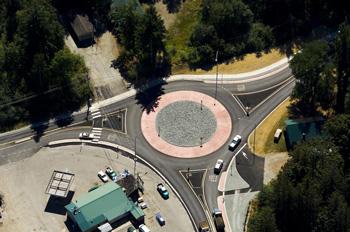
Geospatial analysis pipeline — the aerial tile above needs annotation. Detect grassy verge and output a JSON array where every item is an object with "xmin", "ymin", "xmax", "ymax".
[
  {"xmin": 248, "ymin": 98, "xmax": 290, "ymax": 157},
  {"xmin": 166, "ymin": 0, "xmax": 202, "ymax": 67},
  {"xmin": 173, "ymin": 48, "xmax": 286, "ymax": 74}
]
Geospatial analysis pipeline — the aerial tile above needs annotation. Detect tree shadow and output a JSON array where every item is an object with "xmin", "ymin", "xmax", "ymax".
[
  {"xmin": 135, "ymin": 80, "xmax": 166, "ymax": 114},
  {"xmin": 44, "ymin": 191, "xmax": 75, "ymax": 215},
  {"xmin": 54, "ymin": 113, "xmax": 74, "ymax": 128},
  {"xmin": 162, "ymin": 0, "xmax": 182, "ymax": 13},
  {"xmin": 287, "ymin": 100, "xmax": 323, "ymax": 119}
]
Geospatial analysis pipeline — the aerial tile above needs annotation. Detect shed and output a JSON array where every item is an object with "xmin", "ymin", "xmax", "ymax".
[
  {"xmin": 284, "ymin": 117, "xmax": 325, "ymax": 149},
  {"xmin": 70, "ymin": 14, "xmax": 94, "ymax": 47}
]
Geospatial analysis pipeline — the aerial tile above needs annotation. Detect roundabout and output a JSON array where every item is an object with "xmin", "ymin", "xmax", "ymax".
[{"xmin": 141, "ymin": 91, "xmax": 232, "ymax": 158}]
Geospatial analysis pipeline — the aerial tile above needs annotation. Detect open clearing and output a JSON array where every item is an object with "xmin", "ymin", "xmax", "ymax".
[
  {"xmin": 0, "ymin": 145, "xmax": 193, "ymax": 232},
  {"xmin": 173, "ymin": 49, "xmax": 286, "ymax": 74},
  {"xmin": 248, "ymin": 98, "xmax": 290, "ymax": 156}
]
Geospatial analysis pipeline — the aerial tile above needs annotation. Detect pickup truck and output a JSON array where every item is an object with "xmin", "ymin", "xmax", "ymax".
[{"xmin": 212, "ymin": 208, "xmax": 225, "ymax": 231}]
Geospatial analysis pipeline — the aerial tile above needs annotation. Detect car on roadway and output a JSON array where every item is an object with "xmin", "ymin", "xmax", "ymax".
[
  {"xmin": 139, "ymin": 224, "xmax": 151, "ymax": 232},
  {"xmin": 228, "ymin": 135, "xmax": 242, "ymax": 151},
  {"xmin": 79, "ymin": 132, "xmax": 94, "ymax": 140},
  {"xmin": 157, "ymin": 183, "xmax": 169, "ymax": 199},
  {"xmin": 155, "ymin": 212, "xmax": 165, "ymax": 226},
  {"xmin": 97, "ymin": 170, "xmax": 108, "ymax": 182},
  {"xmin": 214, "ymin": 159, "xmax": 224, "ymax": 174},
  {"xmin": 105, "ymin": 166, "xmax": 117, "ymax": 181}
]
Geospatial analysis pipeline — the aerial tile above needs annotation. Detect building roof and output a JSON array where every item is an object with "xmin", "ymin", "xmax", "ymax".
[
  {"xmin": 65, "ymin": 182, "xmax": 144, "ymax": 232},
  {"xmin": 70, "ymin": 14, "xmax": 93, "ymax": 42},
  {"xmin": 284, "ymin": 117, "xmax": 324, "ymax": 148}
]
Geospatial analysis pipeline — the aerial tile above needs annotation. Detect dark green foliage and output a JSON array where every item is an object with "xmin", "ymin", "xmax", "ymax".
[
  {"xmin": 248, "ymin": 206, "xmax": 279, "ymax": 232},
  {"xmin": 247, "ymin": 23, "xmax": 274, "ymax": 53},
  {"xmin": 335, "ymin": 21, "xmax": 350, "ymax": 114},
  {"xmin": 324, "ymin": 114, "xmax": 350, "ymax": 167},
  {"xmin": 0, "ymin": 0, "xmax": 91, "ymax": 131},
  {"xmin": 290, "ymin": 40, "xmax": 335, "ymax": 113},
  {"xmin": 188, "ymin": 0, "xmax": 254, "ymax": 67},
  {"xmin": 110, "ymin": 4, "xmax": 170, "ymax": 84},
  {"xmin": 248, "ymin": 139, "xmax": 350, "ymax": 232}
]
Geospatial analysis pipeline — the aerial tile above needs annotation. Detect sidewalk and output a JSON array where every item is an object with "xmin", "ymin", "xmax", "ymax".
[{"xmin": 217, "ymin": 159, "xmax": 258, "ymax": 232}]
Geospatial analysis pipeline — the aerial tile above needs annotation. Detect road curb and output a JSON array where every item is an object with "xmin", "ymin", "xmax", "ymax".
[{"xmin": 47, "ymin": 139, "xmax": 199, "ymax": 231}]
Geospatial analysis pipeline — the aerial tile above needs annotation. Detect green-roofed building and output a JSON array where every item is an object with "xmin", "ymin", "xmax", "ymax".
[
  {"xmin": 284, "ymin": 117, "xmax": 325, "ymax": 149},
  {"xmin": 65, "ymin": 182, "xmax": 144, "ymax": 232}
]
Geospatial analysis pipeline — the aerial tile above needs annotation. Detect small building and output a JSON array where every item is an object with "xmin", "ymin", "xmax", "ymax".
[
  {"xmin": 284, "ymin": 117, "xmax": 325, "ymax": 149},
  {"xmin": 70, "ymin": 14, "xmax": 94, "ymax": 47},
  {"xmin": 65, "ymin": 182, "xmax": 144, "ymax": 232}
]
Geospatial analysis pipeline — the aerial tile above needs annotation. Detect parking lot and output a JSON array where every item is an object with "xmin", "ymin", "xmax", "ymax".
[{"xmin": 0, "ymin": 145, "xmax": 193, "ymax": 232}]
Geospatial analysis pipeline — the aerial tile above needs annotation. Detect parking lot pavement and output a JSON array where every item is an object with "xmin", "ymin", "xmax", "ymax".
[{"xmin": 0, "ymin": 145, "xmax": 193, "ymax": 232}]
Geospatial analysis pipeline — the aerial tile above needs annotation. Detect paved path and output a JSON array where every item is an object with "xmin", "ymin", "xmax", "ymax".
[{"xmin": 141, "ymin": 91, "xmax": 232, "ymax": 158}]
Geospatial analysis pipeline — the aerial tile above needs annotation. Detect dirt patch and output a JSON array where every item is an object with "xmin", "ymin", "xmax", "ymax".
[
  {"xmin": 263, "ymin": 152, "xmax": 289, "ymax": 184},
  {"xmin": 174, "ymin": 49, "xmax": 286, "ymax": 74},
  {"xmin": 65, "ymin": 31, "xmax": 127, "ymax": 101},
  {"xmin": 155, "ymin": 1, "xmax": 177, "ymax": 29}
]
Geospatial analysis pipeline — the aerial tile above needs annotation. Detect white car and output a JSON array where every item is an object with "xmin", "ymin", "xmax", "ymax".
[
  {"xmin": 139, "ymin": 224, "xmax": 151, "ymax": 232},
  {"xmin": 97, "ymin": 170, "xmax": 108, "ymax": 182},
  {"xmin": 139, "ymin": 202, "xmax": 148, "ymax": 209},
  {"xmin": 214, "ymin": 159, "xmax": 224, "ymax": 174},
  {"xmin": 229, "ymin": 135, "xmax": 242, "ymax": 151},
  {"xmin": 79, "ymin": 132, "xmax": 94, "ymax": 140}
]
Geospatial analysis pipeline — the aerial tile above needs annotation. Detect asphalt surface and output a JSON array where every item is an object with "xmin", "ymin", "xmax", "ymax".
[{"xmin": 0, "ymin": 65, "xmax": 294, "ymax": 231}]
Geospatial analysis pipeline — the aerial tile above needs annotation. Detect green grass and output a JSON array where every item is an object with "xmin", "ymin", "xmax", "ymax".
[
  {"xmin": 166, "ymin": 0, "xmax": 202, "ymax": 70},
  {"xmin": 249, "ymin": 99, "xmax": 289, "ymax": 156}
]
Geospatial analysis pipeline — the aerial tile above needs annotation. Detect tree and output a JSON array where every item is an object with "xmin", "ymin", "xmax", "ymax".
[
  {"xmin": 49, "ymin": 48, "xmax": 91, "ymax": 112},
  {"xmin": 324, "ymin": 114, "xmax": 350, "ymax": 167},
  {"xmin": 247, "ymin": 23, "xmax": 275, "ymax": 53},
  {"xmin": 335, "ymin": 21, "xmax": 350, "ymax": 113},
  {"xmin": 248, "ymin": 206, "xmax": 280, "ymax": 232},
  {"xmin": 290, "ymin": 40, "xmax": 335, "ymax": 114}
]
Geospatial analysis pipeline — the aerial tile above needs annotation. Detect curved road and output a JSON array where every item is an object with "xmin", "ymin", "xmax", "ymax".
[{"xmin": 0, "ymin": 64, "xmax": 294, "ymax": 231}]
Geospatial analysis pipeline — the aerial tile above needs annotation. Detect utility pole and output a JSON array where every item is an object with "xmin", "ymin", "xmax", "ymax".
[
  {"xmin": 214, "ymin": 51, "xmax": 219, "ymax": 105},
  {"xmin": 134, "ymin": 137, "xmax": 137, "ymax": 177}
]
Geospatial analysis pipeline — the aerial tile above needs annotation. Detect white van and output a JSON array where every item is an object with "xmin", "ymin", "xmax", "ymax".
[{"xmin": 139, "ymin": 224, "xmax": 151, "ymax": 232}]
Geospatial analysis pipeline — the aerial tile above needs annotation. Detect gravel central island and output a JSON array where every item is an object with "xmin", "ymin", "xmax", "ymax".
[{"xmin": 156, "ymin": 101, "xmax": 217, "ymax": 147}]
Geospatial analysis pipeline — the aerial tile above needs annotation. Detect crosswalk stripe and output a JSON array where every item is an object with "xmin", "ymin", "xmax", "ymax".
[{"xmin": 92, "ymin": 128, "xmax": 103, "ymax": 131}]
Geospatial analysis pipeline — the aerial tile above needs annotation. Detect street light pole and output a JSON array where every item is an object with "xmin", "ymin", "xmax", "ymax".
[
  {"xmin": 214, "ymin": 51, "xmax": 219, "ymax": 105},
  {"xmin": 134, "ymin": 137, "xmax": 137, "ymax": 176}
]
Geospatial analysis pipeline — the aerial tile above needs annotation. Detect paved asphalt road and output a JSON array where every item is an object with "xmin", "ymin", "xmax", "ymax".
[{"xmin": 0, "ymin": 66, "xmax": 294, "ymax": 231}]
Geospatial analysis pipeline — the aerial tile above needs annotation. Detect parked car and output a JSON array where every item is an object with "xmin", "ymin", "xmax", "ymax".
[
  {"xmin": 155, "ymin": 212, "xmax": 165, "ymax": 226},
  {"xmin": 79, "ymin": 132, "xmax": 94, "ymax": 140},
  {"xmin": 139, "ymin": 224, "xmax": 151, "ymax": 232},
  {"xmin": 105, "ymin": 166, "xmax": 117, "ymax": 181},
  {"xmin": 214, "ymin": 159, "xmax": 224, "ymax": 174},
  {"xmin": 139, "ymin": 201, "xmax": 148, "ymax": 209},
  {"xmin": 157, "ymin": 183, "xmax": 169, "ymax": 199},
  {"xmin": 127, "ymin": 226, "xmax": 137, "ymax": 232},
  {"xmin": 97, "ymin": 170, "xmax": 108, "ymax": 182},
  {"xmin": 228, "ymin": 135, "xmax": 242, "ymax": 151}
]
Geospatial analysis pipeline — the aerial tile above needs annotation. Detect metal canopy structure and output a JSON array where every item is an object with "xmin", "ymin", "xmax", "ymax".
[{"xmin": 46, "ymin": 170, "xmax": 75, "ymax": 198}]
